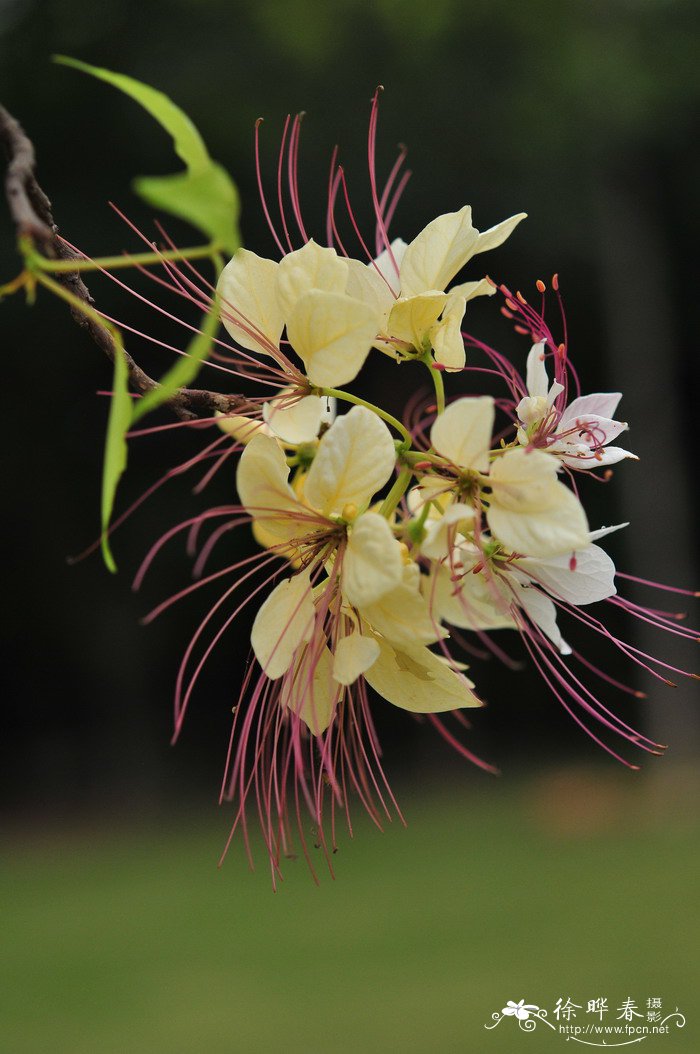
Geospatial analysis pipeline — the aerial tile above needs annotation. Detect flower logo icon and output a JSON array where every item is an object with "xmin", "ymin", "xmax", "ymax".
[{"xmin": 502, "ymin": 1000, "xmax": 540, "ymax": 1021}]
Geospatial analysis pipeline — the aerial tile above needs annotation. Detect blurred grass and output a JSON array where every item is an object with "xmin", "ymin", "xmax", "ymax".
[{"xmin": 2, "ymin": 775, "xmax": 698, "ymax": 1053}]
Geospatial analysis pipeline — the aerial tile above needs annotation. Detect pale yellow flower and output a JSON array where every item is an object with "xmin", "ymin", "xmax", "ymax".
[
  {"xmin": 217, "ymin": 240, "xmax": 382, "ymax": 388},
  {"xmin": 428, "ymin": 396, "xmax": 591, "ymax": 558},
  {"xmin": 360, "ymin": 207, "xmax": 526, "ymax": 370}
]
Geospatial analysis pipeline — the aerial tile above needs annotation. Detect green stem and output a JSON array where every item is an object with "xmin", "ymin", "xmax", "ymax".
[
  {"xmin": 320, "ymin": 387, "xmax": 412, "ymax": 445},
  {"xmin": 400, "ymin": 449, "xmax": 449, "ymax": 469},
  {"xmin": 379, "ymin": 467, "xmax": 413, "ymax": 518},
  {"xmin": 421, "ymin": 352, "xmax": 445, "ymax": 414},
  {"xmin": 26, "ymin": 241, "xmax": 219, "ymax": 274}
]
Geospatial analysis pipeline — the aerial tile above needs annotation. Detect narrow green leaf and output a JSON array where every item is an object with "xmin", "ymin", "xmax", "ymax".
[
  {"xmin": 54, "ymin": 56, "xmax": 241, "ymax": 254},
  {"xmin": 131, "ymin": 302, "xmax": 220, "ymax": 423},
  {"xmin": 100, "ymin": 337, "xmax": 132, "ymax": 573}
]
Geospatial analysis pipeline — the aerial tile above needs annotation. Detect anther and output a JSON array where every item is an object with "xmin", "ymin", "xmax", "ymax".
[
  {"xmin": 342, "ymin": 503, "xmax": 358, "ymax": 522},
  {"xmin": 500, "ymin": 307, "xmax": 514, "ymax": 319},
  {"xmin": 536, "ymin": 279, "xmax": 546, "ymax": 293},
  {"xmin": 505, "ymin": 298, "xmax": 518, "ymax": 311},
  {"xmin": 552, "ymin": 273, "xmax": 559, "ymax": 291},
  {"xmin": 514, "ymin": 325, "xmax": 529, "ymax": 335},
  {"xmin": 516, "ymin": 291, "xmax": 527, "ymax": 305},
  {"xmin": 569, "ymin": 554, "xmax": 577, "ymax": 572}
]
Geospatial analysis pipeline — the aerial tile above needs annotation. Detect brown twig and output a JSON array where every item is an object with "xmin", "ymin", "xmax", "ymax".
[{"xmin": 0, "ymin": 103, "xmax": 244, "ymax": 421}]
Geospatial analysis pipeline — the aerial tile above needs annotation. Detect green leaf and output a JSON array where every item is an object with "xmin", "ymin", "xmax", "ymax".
[
  {"xmin": 131, "ymin": 300, "xmax": 220, "ymax": 423},
  {"xmin": 135, "ymin": 167, "xmax": 240, "ymax": 260},
  {"xmin": 54, "ymin": 56, "xmax": 241, "ymax": 254},
  {"xmin": 100, "ymin": 336, "xmax": 132, "ymax": 573}
]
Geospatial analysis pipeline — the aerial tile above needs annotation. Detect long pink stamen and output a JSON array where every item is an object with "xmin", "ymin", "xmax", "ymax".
[{"xmin": 255, "ymin": 118, "xmax": 286, "ymax": 256}]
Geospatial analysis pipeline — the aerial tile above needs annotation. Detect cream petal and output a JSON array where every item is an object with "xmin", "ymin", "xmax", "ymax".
[
  {"xmin": 344, "ymin": 257, "xmax": 395, "ymax": 325},
  {"xmin": 430, "ymin": 295, "xmax": 466, "ymax": 371},
  {"xmin": 216, "ymin": 413, "xmax": 271, "ymax": 444},
  {"xmin": 429, "ymin": 564, "xmax": 515, "ymax": 631},
  {"xmin": 448, "ymin": 277, "xmax": 497, "ymax": 303},
  {"xmin": 589, "ymin": 523, "xmax": 629, "ymax": 542},
  {"xmin": 473, "ymin": 212, "xmax": 527, "ymax": 256},
  {"xmin": 420, "ymin": 502, "xmax": 475, "ymax": 561},
  {"xmin": 518, "ymin": 545, "xmax": 617, "ymax": 606},
  {"xmin": 332, "ymin": 631, "xmax": 380, "ymax": 686},
  {"xmin": 387, "ymin": 292, "xmax": 447, "ymax": 350},
  {"xmin": 276, "ymin": 239, "xmax": 349, "ymax": 318},
  {"xmin": 430, "ymin": 396, "xmax": 495, "ymax": 471},
  {"xmin": 373, "ymin": 238, "xmax": 408, "ymax": 285},
  {"xmin": 286, "ymin": 290, "xmax": 380, "ymax": 388},
  {"xmin": 236, "ymin": 433, "xmax": 305, "ymax": 541},
  {"xmin": 263, "ymin": 392, "xmax": 325, "ymax": 444},
  {"xmin": 342, "ymin": 512, "xmax": 403, "ymax": 607},
  {"xmin": 251, "ymin": 572, "xmax": 316, "ymax": 679},
  {"xmin": 525, "ymin": 342, "xmax": 549, "ymax": 399},
  {"xmin": 363, "ymin": 634, "xmax": 481, "ymax": 712},
  {"xmin": 406, "ymin": 476, "xmax": 454, "ymax": 516},
  {"xmin": 304, "ymin": 406, "xmax": 396, "ymax": 516},
  {"xmin": 281, "ymin": 643, "xmax": 337, "ymax": 734},
  {"xmin": 360, "ymin": 563, "xmax": 442, "ymax": 647},
  {"xmin": 400, "ymin": 205, "xmax": 478, "ymax": 297},
  {"xmin": 516, "ymin": 394, "xmax": 550, "ymax": 428},
  {"xmin": 559, "ymin": 392, "xmax": 623, "ymax": 424},
  {"xmin": 560, "ymin": 445, "xmax": 638, "ymax": 469},
  {"xmin": 557, "ymin": 413, "xmax": 629, "ymax": 448},
  {"xmin": 517, "ymin": 587, "xmax": 571, "ymax": 655},
  {"xmin": 217, "ymin": 249, "xmax": 284, "ymax": 356},
  {"xmin": 487, "ymin": 449, "xmax": 590, "ymax": 557}
]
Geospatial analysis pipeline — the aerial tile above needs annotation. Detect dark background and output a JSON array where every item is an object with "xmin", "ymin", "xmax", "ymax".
[{"xmin": 1, "ymin": 0, "xmax": 698, "ymax": 814}]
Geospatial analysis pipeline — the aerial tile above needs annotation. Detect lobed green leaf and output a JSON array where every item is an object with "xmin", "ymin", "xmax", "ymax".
[{"xmin": 54, "ymin": 56, "xmax": 241, "ymax": 254}]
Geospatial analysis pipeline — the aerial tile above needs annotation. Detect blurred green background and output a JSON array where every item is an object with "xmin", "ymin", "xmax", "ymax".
[{"xmin": 1, "ymin": 0, "xmax": 699, "ymax": 1051}]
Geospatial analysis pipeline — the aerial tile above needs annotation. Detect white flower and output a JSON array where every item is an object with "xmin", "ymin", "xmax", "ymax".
[
  {"xmin": 516, "ymin": 342, "xmax": 637, "ymax": 468},
  {"xmin": 429, "ymin": 526, "xmax": 625, "ymax": 654}
]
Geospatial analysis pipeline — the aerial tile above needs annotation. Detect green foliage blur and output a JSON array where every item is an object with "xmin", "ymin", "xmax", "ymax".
[{"xmin": 3, "ymin": 779, "xmax": 699, "ymax": 1053}]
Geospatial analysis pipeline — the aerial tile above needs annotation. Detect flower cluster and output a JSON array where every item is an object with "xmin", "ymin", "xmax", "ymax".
[{"xmin": 110, "ymin": 94, "xmax": 695, "ymax": 885}]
